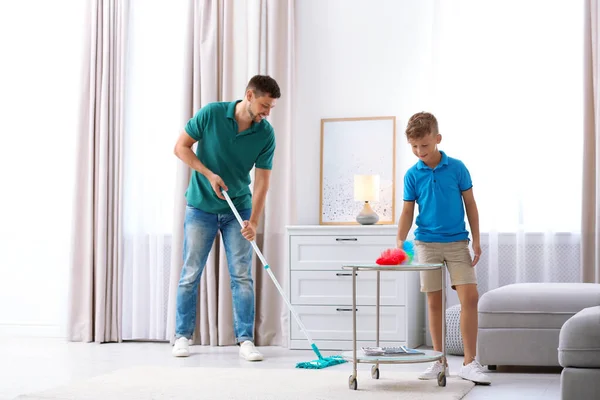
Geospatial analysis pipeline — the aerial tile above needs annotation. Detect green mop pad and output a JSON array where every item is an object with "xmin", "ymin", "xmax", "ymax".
[{"xmin": 295, "ymin": 344, "xmax": 347, "ymax": 369}]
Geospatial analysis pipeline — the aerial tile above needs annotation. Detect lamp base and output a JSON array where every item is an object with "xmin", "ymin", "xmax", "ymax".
[{"xmin": 356, "ymin": 201, "xmax": 379, "ymax": 225}]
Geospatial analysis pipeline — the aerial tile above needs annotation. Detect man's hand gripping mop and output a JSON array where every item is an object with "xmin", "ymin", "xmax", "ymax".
[{"xmin": 222, "ymin": 190, "xmax": 346, "ymax": 369}]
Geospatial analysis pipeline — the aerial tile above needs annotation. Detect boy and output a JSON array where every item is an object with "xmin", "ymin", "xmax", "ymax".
[{"xmin": 396, "ymin": 112, "xmax": 491, "ymax": 385}]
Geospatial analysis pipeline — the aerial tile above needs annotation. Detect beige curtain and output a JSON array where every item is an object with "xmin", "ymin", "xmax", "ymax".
[
  {"xmin": 68, "ymin": 0, "xmax": 128, "ymax": 342},
  {"xmin": 583, "ymin": 0, "xmax": 600, "ymax": 284},
  {"xmin": 166, "ymin": 0, "xmax": 295, "ymax": 346}
]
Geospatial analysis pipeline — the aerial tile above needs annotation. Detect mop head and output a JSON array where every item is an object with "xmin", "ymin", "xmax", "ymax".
[
  {"xmin": 296, "ymin": 356, "xmax": 347, "ymax": 369},
  {"xmin": 295, "ymin": 355, "xmax": 347, "ymax": 369},
  {"xmin": 295, "ymin": 344, "xmax": 347, "ymax": 369}
]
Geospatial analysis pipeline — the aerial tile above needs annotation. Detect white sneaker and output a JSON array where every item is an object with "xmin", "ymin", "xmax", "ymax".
[
  {"xmin": 459, "ymin": 359, "xmax": 492, "ymax": 385},
  {"xmin": 172, "ymin": 337, "xmax": 190, "ymax": 357},
  {"xmin": 239, "ymin": 341, "xmax": 263, "ymax": 361},
  {"xmin": 418, "ymin": 361, "xmax": 449, "ymax": 380}
]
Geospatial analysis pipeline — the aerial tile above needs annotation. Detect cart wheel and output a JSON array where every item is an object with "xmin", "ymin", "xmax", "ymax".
[
  {"xmin": 437, "ymin": 372, "xmax": 446, "ymax": 387},
  {"xmin": 371, "ymin": 365, "xmax": 380, "ymax": 379},
  {"xmin": 348, "ymin": 375, "xmax": 358, "ymax": 390}
]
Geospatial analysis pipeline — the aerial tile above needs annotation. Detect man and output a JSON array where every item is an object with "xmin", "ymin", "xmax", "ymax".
[{"xmin": 172, "ymin": 75, "xmax": 280, "ymax": 361}]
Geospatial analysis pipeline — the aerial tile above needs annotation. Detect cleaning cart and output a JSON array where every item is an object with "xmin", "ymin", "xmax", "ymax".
[{"xmin": 340, "ymin": 262, "xmax": 448, "ymax": 390}]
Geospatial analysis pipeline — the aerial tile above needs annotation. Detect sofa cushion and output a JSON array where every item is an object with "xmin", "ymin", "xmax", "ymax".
[
  {"xmin": 478, "ymin": 283, "xmax": 600, "ymax": 329},
  {"xmin": 558, "ymin": 306, "xmax": 600, "ymax": 368}
]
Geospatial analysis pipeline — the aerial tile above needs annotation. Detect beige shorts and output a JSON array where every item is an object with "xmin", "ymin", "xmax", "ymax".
[{"xmin": 414, "ymin": 240, "xmax": 477, "ymax": 292}]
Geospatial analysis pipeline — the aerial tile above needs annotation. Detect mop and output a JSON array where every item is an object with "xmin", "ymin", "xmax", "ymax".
[{"xmin": 222, "ymin": 190, "xmax": 346, "ymax": 369}]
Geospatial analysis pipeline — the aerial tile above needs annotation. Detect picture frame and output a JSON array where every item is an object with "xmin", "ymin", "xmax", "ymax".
[{"xmin": 319, "ymin": 116, "xmax": 396, "ymax": 225}]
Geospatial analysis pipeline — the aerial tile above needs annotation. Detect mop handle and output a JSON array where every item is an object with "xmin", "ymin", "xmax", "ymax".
[{"xmin": 221, "ymin": 190, "xmax": 317, "ymax": 349}]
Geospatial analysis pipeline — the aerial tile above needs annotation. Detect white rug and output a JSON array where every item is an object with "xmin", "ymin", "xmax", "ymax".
[{"xmin": 15, "ymin": 365, "xmax": 474, "ymax": 400}]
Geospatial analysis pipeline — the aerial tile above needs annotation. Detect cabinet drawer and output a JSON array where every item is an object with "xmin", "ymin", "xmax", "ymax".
[
  {"xmin": 290, "ymin": 270, "xmax": 407, "ymax": 306},
  {"xmin": 290, "ymin": 305, "xmax": 406, "ymax": 342},
  {"xmin": 290, "ymin": 235, "xmax": 395, "ymax": 271}
]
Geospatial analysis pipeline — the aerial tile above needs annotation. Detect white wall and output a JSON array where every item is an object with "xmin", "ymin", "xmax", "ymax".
[{"xmin": 294, "ymin": 0, "xmax": 435, "ymax": 224}]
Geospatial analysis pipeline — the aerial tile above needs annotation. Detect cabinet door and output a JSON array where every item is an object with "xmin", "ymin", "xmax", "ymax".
[
  {"xmin": 290, "ymin": 235, "xmax": 395, "ymax": 271},
  {"xmin": 290, "ymin": 270, "xmax": 410, "ymax": 306},
  {"xmin": 289, "ymin": 305, "xmax": 406, "ymax": 342}
]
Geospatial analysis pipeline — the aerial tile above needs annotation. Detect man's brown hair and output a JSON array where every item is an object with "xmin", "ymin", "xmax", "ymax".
[
  {"xmin": 246, "ymin": 75, "xmax": 281, "ymax": 99},
  {"xmin": 405, "ymin": 112, "xmax": 439, "ymax": 140}
]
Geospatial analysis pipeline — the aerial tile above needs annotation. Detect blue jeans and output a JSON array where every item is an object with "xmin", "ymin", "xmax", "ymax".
[{"xmin": 175, "ymin": 205, "xmax": 254, "ymax": 343}]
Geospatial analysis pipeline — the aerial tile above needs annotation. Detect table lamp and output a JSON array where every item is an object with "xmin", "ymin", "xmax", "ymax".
[{"xmin": 354, "ymin": 174, "xmax": 380, "ymax": 225}]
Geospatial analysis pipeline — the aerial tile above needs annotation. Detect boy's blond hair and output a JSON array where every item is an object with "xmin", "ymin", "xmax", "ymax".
[{"xmin": 405, "ymin": 112, "xmax": 439, "ymax": 140}]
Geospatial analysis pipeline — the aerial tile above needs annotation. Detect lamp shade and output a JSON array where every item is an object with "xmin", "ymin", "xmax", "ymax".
[{"xmin": 354, "ymin": 174, "xmax": 380, "ymax": 202}]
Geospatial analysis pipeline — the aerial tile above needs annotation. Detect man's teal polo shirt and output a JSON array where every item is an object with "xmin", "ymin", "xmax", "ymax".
[
  {"xmin": 403, "ymin": 151, "xmax": 473, "ymax": 242},
  {"xmin": 184, "ymin": 100, "xmax": 276, "ymax": 214}
]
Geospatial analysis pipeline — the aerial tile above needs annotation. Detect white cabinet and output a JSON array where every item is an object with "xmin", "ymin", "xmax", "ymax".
[{"xmin": 286, "ymin": 225, "xmax": 424, "ymax": 351}]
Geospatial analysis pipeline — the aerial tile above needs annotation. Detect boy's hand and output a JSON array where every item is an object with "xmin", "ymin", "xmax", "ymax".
[{"xmin": 471, "ymin": 240, "xmax": 481, "ymax": 266}]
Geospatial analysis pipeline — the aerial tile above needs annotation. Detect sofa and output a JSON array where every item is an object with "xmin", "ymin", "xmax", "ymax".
[
  {"xmin": 558, "ymin": 305, "xmax": 600, "ymax": 400},
  {"xmin": 477, "ymin": 283, "xmax": 600, "ymax": 368}
]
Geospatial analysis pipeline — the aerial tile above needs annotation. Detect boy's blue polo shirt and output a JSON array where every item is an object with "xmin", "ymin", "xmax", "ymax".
[
  {"xmin": 403, "ymin": 151, "xmax": 473, "ymax": 243},
  {"xmin": 184, "ymin": 100, "xmax": 276, "ymax": 214}
]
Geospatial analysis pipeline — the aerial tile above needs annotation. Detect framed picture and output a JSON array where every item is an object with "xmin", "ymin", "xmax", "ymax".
[{"xmin": 319, "ymin": 116, "xmax": 396, "ymax": 225}]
